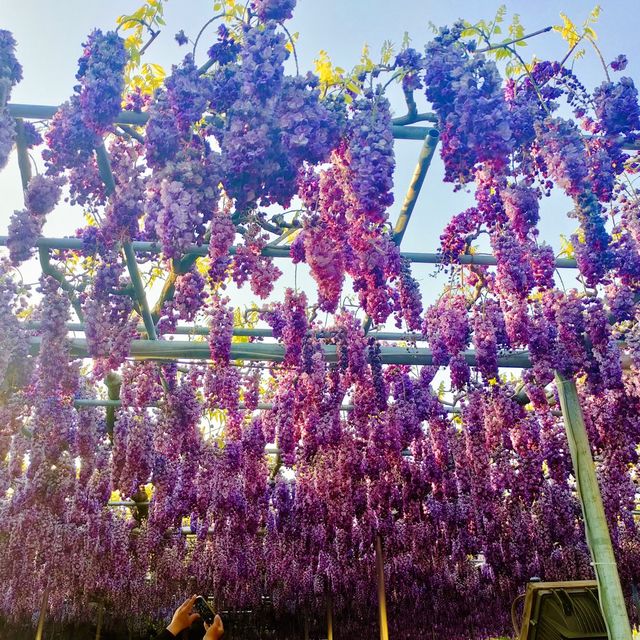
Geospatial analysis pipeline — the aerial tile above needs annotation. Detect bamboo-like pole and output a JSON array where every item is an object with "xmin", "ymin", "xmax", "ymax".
[
  {"xmin": 0, "ymin": 236, "xmax": 580, "ymax": 269},
  {"xmin": 26, "ymin": 336, "xmax": 537, "ymax": 368},
  {"xmin": 34, "ymin": 588, "xmax": 49, "ymax": 640},
  {"xmin": 392, "ymin": 129, "xmax": 439, "ymax": 245},
  {"xmin": 375, "ymin": 536, "xmax": 390, "ymax": 640},
  {"xmin": 14, "ymin": 118, "xmax": 32, "ymax": 190},
  {"xmin": 554, "ymin": 373, "xmax": 632, "ymax": 640},
  {"xmin": 7, "ymin": 102, "xmax": 434, "ymax": 141},
  {"xmin": 104, "ymin": 372, "xmax": 122, "ymax": 439},
  {"xmin": 364, "ymin": 126, "xmax": 439, "ymax": 334},
  {"xmin": 94, "ymin": 143, "xmax": 158, "ymax": 341},
  {"xmin": 326, "ymin": 596, "xmax": 333, "ymax": 640},
  {"xmin": 95, "ymin": 604, "xmax": 104, "ymax": 640}
]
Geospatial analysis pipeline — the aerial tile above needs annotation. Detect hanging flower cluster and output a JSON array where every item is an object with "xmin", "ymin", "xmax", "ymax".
[{"xmin": 0, "ymin": 29, "xmax": 23, "ymax": 169}]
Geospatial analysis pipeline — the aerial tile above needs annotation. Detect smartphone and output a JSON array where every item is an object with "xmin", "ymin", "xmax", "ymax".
[{"xmin": 194, "ymin": 596, "xmax": 216, "ymax": 625}]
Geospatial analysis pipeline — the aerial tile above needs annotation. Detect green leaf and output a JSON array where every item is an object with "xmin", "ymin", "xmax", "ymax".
[
  {"xmin": 585, "ymin": 4, "xmax": 602, "ymax": 25},
  {"xmin": 346, "ymin": 81, "xmax": 361, "ymax": 95}
]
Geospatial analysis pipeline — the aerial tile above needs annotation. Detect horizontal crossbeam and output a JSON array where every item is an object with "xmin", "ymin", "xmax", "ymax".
[
  {"xmin": 22, "ymin": 321, "xmax": 440, "ymax": 342},
  {"xmin": 27, "ymin": 337, "xmax": 631, "ymax": 369},
  {"xmin": 28, "ymin": 335, "xmax": 533, "ymax": 367},
  {"xmin": 0, "ymin": 236, "xmax": 579, "ymax": 269},
  {"xmin": 5, "ymin": 102, "xmax": 436, "ymax": 141}
]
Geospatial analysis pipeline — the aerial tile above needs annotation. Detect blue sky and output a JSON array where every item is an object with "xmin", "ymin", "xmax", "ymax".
[{"xmin": 1, "ymin": 0, "xmax": 638, "ymax": 312}]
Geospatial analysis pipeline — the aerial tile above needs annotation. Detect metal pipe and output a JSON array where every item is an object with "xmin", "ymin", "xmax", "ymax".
[
  {"xmin": 35, "ymin": 588, "xmax": 49, "ymax": 640},
  {"xmin": 555, "ymin": 373, "xmax": 633, "ymax": 640},
  {"xmin": 14, "ymin": 118, "xmax": 32, "ymax": 190},
  {"xmin": 123, "ymin": 241, "xmax": 157, "ymax": 340},
  {"xmin": 74, "ymin": 398, "xmax": 358, "ymax": 413},
  {"xmin": 94, "ymin": 143, "xmax": 159, "ymax": 341},
  {"xmin": 24, "ymin": 320, "xmax": 429, "ymax": 342},
  {"xmin": 0, "ymin": 236, "xmax": 580, "ymax": 269},
  {"xmin": 393, "ymin": 128, "xmax": 440, "ymax": 245},
  {"xmin": 6, "ymin": 103, "xmax": 431, "ymax": 141},
  {"xmin": 326, "ymin": 595, "xmax": 333, "ymax": 640},
  {"xmin": 392, "ymin": 124, "xmax": 437, "ymax": 140},
  {"xmin": 375, "ymin": 536, "xmax": 390, "ymax": 640},
  {"xmin": 27, "ymin": 336, "xmax": 535, "ymax": 367}
]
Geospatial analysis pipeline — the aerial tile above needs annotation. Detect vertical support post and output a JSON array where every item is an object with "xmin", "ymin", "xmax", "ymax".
[
  {"xmin": 15, "ymin": 118, "xmax": 33, "ymax": 190},
  {"xmin": 34, "ymin": 588, "xmax": 49, "ymax": 640},
  {"xmin": 363, "ymin": 127, "xmax": 439, "ymax": 334},
  {"xmin": 304, "ymin": 614, "xmax": 310, "ymax": 640},
  {"xmin": 392, "ymin": 129, "xmax": 440, "ymax": 245},
  {"xmin": 95, "ymin": 603, "xmax": 104, "ymax": 640},
  {"xmin": 375, "ymin": 536, "xmax": 390, "ymax": 640},
  {"xmin": 123, "ymin": 240, "xmax": 158, "ymax": 340},
  {"xmin": 326, "ymin": 594, "xmax": 333, "ymax": 640},
  {"xmin": 95, "ymin": 142, "xmax": 157, "ymax": 341},
  {"xmin": 554, "ymin": 373, "xmax": 632, "ymax": 640},
  {"xmin": 105, "ymin": 372, "xmax": 122, "ymax": 439}
]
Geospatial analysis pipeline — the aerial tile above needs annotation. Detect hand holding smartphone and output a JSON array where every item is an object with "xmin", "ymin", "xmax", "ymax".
[{"xmin": 193, "ymin": 596, "xmax": 216, "ymax": 625}]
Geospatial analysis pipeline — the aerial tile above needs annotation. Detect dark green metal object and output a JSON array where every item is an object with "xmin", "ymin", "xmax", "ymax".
[
  {"xmin": 392, "ymin": 128, "xmax": 440, "ymax": 245},
  {"xmin": 0, "ymin": 236, "xmax": 579, "ymax": 269},
  {"xmin": 95, "ymin": 144, "xmax": 158, "ymax": 340},
  {"xmin": 27, "ymin": 336, "xmax": 533, "ymax": 368},
  {"xmin": 554, "ymin": 374, "xmax": 633, "ymax": 640}
]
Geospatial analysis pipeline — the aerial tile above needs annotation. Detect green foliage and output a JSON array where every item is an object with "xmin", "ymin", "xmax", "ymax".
[
  {"xmin": 558, "ymin": 234, "xmax": 576, "ymax": 260},
  {"xmin": 553, "ymin": 5, "xmax": 601, "ymax": 50},
  {"xmin": 458, "ymin": 5, "xmax": 602, "ymax": 78},
  {"xmin": 460, "ymin": 5, "xmax": 536, "ymax": 77},
  {"xmin": 314, "ymin": 40, "xmax": 398, "ymax": 100},
  {"xmin": 551, "ymin": 6, "xmax": 603, "ymax": 66},
  {"xmin": 116, "ymin": 0, "xmax": 167, "ymax": 94}
]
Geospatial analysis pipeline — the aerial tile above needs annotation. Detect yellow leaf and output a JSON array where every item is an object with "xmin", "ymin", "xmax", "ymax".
[{"xmin": 150, "ymin": 63, "xmax": 165, "ymax": 77}]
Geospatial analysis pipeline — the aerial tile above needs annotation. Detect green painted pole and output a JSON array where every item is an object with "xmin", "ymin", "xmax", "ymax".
[
  {"xmin": 326, "ymin": 595, "xmax": 333, "ymax": 640},
  {"xmin": 0, "ymin": 236, "xmax": 580, "ymax": 269},
  {"xmin": 26, "ymin": 336, "xmax": 534, "ymax": 368},
  {"xmin": 375, "ymin": 536, "xmax": 390, "ymax": 640},
  {"xmin": 554, "ymin": 373, "xmax": 632, "ymax": 640},
  {"xmin": 34, "ymin": 588, "xmax": 49, "ymax": 640},
  {"xmin": 104, "ymin": 372, "xmax": 122, "ymax": 439},
  {"xmin": 94, "ymin": 143, "xmax": 158, "ymax": 341},
  {"xmin": 14, "ymin": 118, "xmax": 32, "ymax": 190},
  {"xmin": 364, "ymin": 126, "xmax": 439, "ymax": 333},
  {"xmin": 123, "ymin": 240, "xmax": 158, "ymax": 340},
  {"xmin": 95, "ymin": 604, "xmax": 104, "ymax": 640},
  {"xmin": 392, "ymin": 128, "xmax": 439, "ymax": 245},
  {"xmin": 6, "ymin": 103, "xmax": 432, "ymax": 142}
]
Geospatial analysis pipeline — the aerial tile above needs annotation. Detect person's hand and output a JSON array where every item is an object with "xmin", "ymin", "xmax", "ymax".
[
  {"xmin": 203, "ymin": 614, "xmax": 224, "ymax": 640},
  {"xmin": 167, "ymin": 595, "xmax": 200, "ymax": 636}
]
